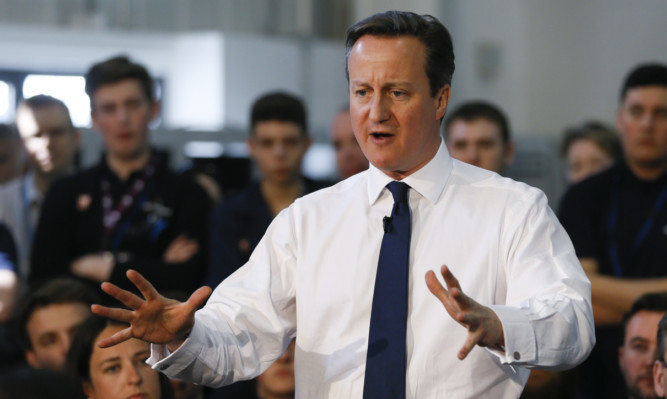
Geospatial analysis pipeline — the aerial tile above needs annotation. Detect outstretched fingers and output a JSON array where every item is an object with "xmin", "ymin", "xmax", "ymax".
[
  {"xmin": 96, "ymin": 326, "xmax": 134, "ymax": 348},
  {"xmin": 100, "ymin": 282, "xmax": 144, "ymax": 310},
  {"xmin": 91, "ymin": 304, "xmax": 134, "ymax": 323},
  {"xmin": 126, "ymin": 269, "xmax": 159, "ymax": 301}
]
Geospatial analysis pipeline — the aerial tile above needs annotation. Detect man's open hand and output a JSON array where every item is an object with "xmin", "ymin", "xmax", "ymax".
[
  {"xmin": 425, "ymin": 265, "xmax": 505, "ymax": 360},
  {"xmin": 91, "ymin": 269, "xmax": 211, "ymax": 351}
]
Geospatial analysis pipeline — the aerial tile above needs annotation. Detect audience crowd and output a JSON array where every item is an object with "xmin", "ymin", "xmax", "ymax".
[{"xmin": 0, "ymin": 29, "xmax": 665, "ymax": 399}]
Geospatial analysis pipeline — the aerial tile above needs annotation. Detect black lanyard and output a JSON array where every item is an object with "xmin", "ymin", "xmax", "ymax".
[{"xmin": 607, "ymin": 176, "xmax": 667, "ymax": 277}]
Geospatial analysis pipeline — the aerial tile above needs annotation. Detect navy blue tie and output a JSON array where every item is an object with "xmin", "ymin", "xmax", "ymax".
[{"xmin": 363, "ymin": 181, "xmax": 411, "ymax": 398}]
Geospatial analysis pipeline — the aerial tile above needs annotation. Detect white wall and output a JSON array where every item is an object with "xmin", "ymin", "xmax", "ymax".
[
  {"xmin": 0, "ymin": 24, "xmax": 349, "ymax": 139},
  {"xmin": 440, "ymin": 0, "xmax": 667, "ymax": 139}
]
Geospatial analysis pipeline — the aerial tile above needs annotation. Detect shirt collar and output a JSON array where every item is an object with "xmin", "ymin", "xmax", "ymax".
[{"xmin": 367, "ymin": 138, "xmax": 453, "ymax": 205}]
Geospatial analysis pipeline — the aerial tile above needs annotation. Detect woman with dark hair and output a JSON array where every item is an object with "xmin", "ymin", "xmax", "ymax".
[{"xmin": 67, "ymin": 315, "xmax": 174, "ymax": 399}]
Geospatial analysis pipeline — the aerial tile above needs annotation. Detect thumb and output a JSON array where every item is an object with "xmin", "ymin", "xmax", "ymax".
[{"xmin": 185, "ymin": 286, "xmax": 212, "ymax": 311}]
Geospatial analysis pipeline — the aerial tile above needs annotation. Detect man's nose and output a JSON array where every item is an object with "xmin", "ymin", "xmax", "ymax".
[{"xmin": 369, "ymin": 95, "xmax": 389, "ymax": 123}]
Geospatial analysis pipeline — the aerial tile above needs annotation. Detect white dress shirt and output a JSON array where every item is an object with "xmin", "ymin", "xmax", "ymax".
[
  {"xmin": 0, "ymin": 173, "xmax": 41, "ymax": 277},
  {"xmin": 150, "ymin": 140, "xmax": 594, "ymax": 398}
]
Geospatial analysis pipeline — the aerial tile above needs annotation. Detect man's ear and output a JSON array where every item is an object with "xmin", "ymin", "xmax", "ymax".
[
  {"xmin": 503, "ymin": 142, "xmax": 516, "ymax": 168},
  {"xmin": 435, "ymin": 85, "xmax": 451, "ymax": 121},
  {"xmin": 149, "ymin": 100, "xmax": 161, "ymax": 122},
  {"xmin": 25, "ymin": 349, "xmax": 40, "ymax": 369}
]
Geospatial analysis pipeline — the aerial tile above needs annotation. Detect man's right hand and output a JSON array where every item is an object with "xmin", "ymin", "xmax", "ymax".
[{"xmin": 91, "ymin": 269, "xmax": 212, "ymax": 352}]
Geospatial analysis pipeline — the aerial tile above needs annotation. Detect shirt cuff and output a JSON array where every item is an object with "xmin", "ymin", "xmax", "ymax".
[
  {"xmin": 148, "ymin": 321, "xmax": 205, "ymax": 376},
  {"xmin": 487, "ymin": 305, "xmax": 536, "ymax": 364}
]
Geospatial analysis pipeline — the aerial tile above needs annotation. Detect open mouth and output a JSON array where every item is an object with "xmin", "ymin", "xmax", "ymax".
[{"xmin": 370, "ymin": 133, "xmax": 393, "ymax": 138}]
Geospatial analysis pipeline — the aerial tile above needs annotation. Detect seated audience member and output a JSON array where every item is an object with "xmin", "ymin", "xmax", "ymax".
[
  {"xmin": 444, "ymin": 100, "xmax": 515, "ymax": 175},
  {"xmin": 254, "ymin": 339, "xmax": 295, "ymax": 399},
  {"xmin": 0, "ymin": 95, "xmax": 80, "ymax": 280},
  {"xmin": 559, "ymin": 63, "xmax": 667, "ymax": 399},
  {"xmin": 653, "ymin": 313, "xmax": 667, "ymax": 398},
  {"xmin": 67, "ymin": 314, "xmax": 174, "ymax": 399},
  {"xmin": 29, "ymin": 56, "xmax": 209, "ymax": 296},
  {"xmin": 330, "ymin": 106, "xmax": 368, "ymax": 179},
  {"xmin": 17, "ymin": 278, "xmax": 99, "ymax": 371},
  {"xmin": 205, "ymin": 91, "xmax": 328, "ymax": 287},
  {"xmin": 560, "ymin": 120, "xmax": 622, "ymax": 184},
  {"xmin": 618, "ymin": 293, "xmax": 667, "ymax": 399},
  {"xmin": 0, "ymin": 124, "xmax": 24, "ymax": 184}
]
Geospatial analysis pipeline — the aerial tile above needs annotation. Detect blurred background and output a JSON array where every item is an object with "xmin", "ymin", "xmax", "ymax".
[{"xmin": 0, "ymin": 0, "xmax": 665, "ymax": 204}]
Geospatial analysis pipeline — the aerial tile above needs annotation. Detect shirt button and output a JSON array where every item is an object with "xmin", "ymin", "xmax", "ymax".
[{"xmin": 513, "ymin": 352, "xmax": 520, "ymax": 360}]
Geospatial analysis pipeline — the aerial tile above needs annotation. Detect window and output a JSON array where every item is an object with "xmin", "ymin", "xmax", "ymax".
[
  {"xmin": 22, "ymin": 74, "xmax": 90, "ymax": 127},
  {"xmin": 0, "ymin": 80, "xmax": 15, "ymax": 123}
]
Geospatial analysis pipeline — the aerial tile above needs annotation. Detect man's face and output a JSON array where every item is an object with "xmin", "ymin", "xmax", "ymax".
[
  {"xmin": 619, "ymin": 310, "xmax": 664, "ymax": 399},
  {"xmin": 0, "ymin": 137, "xmax": 23, "ymax": 183},
  {"xmin": 331, "ymin": 110, "xmax": 368, "ymax": 179},
  {"xmin": 249, "ymin": 120, "xmax": 310, "ymax": 186},
  {"xmin": 445, "ymin": 118, "xmax": 513, "ymax": 174},
  {"xmin": 16, "ymin": 105, "xmax": 79, "ymax": 177},
  {"xmin": 25, "ymin": 302, "xmax": 90, "ymax": 371},
  {"xmin": 348, "ymin": 35, "xmax": 449, "ymax": 180},
  {"xmin": 91, "ymin": 79, "xmax": 157, "ymax": 161},
  {"xmin": 616, "ymin": 86, "xmax": 667, "ymax": 174}
]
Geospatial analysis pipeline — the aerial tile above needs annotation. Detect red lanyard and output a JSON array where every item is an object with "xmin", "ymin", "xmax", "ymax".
[{"xmin": 101, "ymin": 158, "xmax": 157, "ymax": 236}]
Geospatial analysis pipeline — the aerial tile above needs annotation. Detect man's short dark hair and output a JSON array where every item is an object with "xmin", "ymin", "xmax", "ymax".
[
  {"xmin": 250, "ymin": 91, "xmax": 308, "ymax": 135},
  {"xmin": 559, "ymin": 120, "xmax": 622, "ymax": 161},
  {"xmin": 657, "ymin": 313, "xmax": 667, "ymax": 362},
  {"xmin": 345, "ymin": 10, "xmax": 455, "ymax": 97},
  {"xmin": 20, "ymin": 95, "xmax": 74, "ymax": 130},
  {"xmin": 444, "ymin": 101, "xmax": 511, "ymax": 144},
  {"xmin": 620, "ymin": 63, "xmax": 667, "ymax": 102},
  {"xmin": 17, "ymin": 278, "xmax": 100, "ymax": 350},
  {"xmin": 621, "ymin": 292, "xmax": 667, "ymax": 338},
  {"xmin": 85, "ymin": 55, "xmax": 154, "ymax": 105}
]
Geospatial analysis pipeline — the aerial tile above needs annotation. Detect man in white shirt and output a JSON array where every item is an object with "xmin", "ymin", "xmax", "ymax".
[
  {"xmin": 93, "ymin": 11, "xmax": 594, "ymax": 398},
  {"xmin": 0, "ymin": 95, "xmax": 79, "ymax": 278}
]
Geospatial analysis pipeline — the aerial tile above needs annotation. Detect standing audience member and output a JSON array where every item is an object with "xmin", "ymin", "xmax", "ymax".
[
  {"xmin": 330, "ymin": 106, "xmax": 368, "ymax": 179},
  {"xmin": 653, "ymin": 313, "xmax": 667, "ymax": 398},
  {"xmin": 92, "ymin": 11, "xmax": 594, "ymax": 398},
  {"xmin": 67, "ymin": 314, "xmax": 174, "ymax": 399},
  {"xmin": 444, "ymin": 101, "xmax": 515, "ymax": 175},
  {"xmin": 560, "ymin": 121, "xmax": 622, "ymax": 184},
  {"xmin": 559, "ymin": 63, "xmax": 667, "ymax": 399},
  {"xmin": 205, "ymin": 92, "xmax": 328, "ymax": 287},
  {"xmin": 618, "ymin": 293, "xmax": 667, "ymax": 399},
  {"xmin": 17, "ymin": 278, "xmax": 99, "ymax": 372},
  {"xmin": 29, "ymin": 56, "xmax": 209, "ymax": 296},
  {"xmin": 0, "ymin": 95, "xmax": 80, "ymax": 279},
  {"xmin": 0, "ymin": 124, "xmax": 24, "ymax": 184}
]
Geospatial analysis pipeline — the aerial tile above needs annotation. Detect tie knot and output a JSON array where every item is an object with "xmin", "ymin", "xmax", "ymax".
[{"xmin": 387, "ymin": 181, "xmax": 410, "ymax": 204}]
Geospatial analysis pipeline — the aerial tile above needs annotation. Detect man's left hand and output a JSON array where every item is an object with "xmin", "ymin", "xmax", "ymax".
[{"xmin": 425, "ymin": 265, "xmax": 505, "ymax": 360}]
